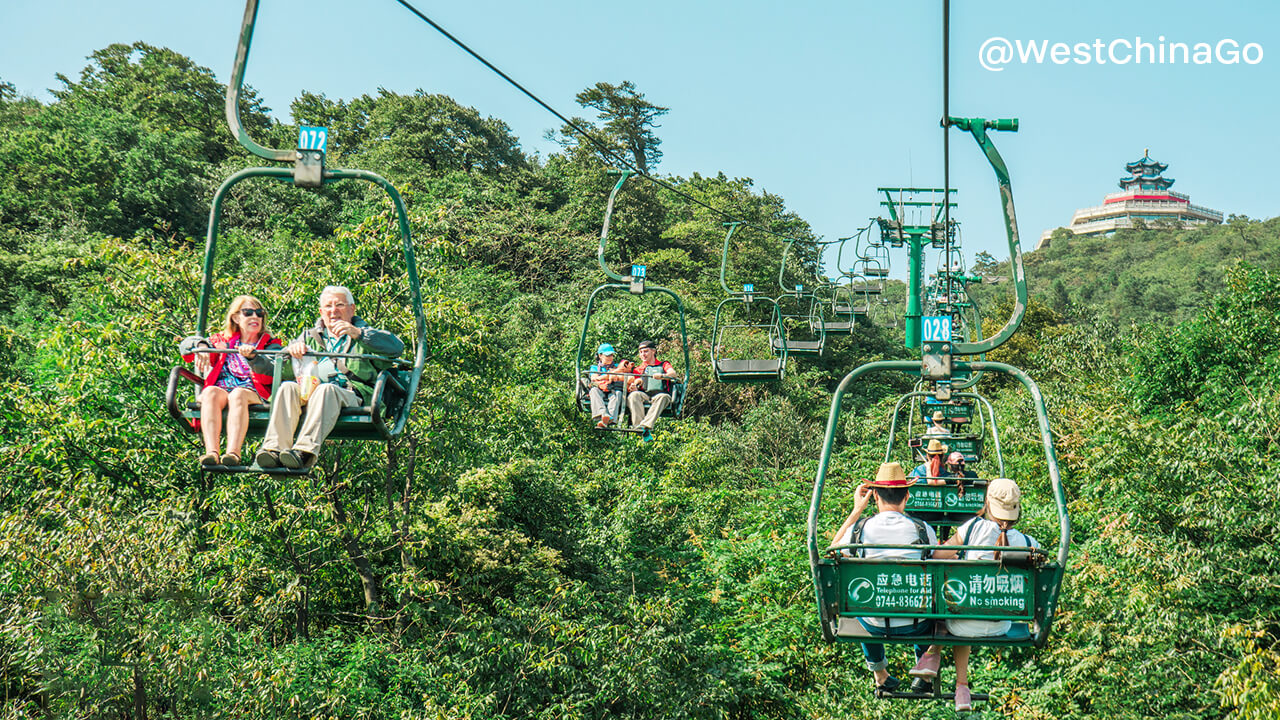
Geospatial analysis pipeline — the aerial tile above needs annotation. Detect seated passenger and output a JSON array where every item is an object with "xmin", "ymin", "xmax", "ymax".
[
  {"xmin": 925, "ymin": 410, "xmax": 950, "ymax": 436},
  {"xmin": 180, "ymin": 295, "xmax": 282, "ymax": 467},
  {"xmin": 626, "ymin": 339, "xmax": 679, "ymax": 442},
  {"xmin": 255, "ymin": 285, "xmax": 404, "ymax": 470},
  {"xmin": 830, "ymin": 462, "xmax": 938, "ymax": 695},
  {"xmin": 587, "ymin": 343, "xmax": 625, "ymax": 429},
  {"xmin": 945, "ymin": 451, "xmax": 978, "ymax": 480},
  {"xmin": 909, "ymin": 439, "xmax": 952, "ymax": 486},
  {"xmin": 908, "ymin": 478, "xmax": 1040, "ymax": 711}
]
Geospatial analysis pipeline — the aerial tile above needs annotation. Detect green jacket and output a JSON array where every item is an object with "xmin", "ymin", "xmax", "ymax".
[{"xmin": 291, "ymin": 317, "xmax": 405, "ymax": 404}]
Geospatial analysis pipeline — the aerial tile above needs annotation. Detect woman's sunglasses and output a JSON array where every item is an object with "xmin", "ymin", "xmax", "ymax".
[{"xmin": 240, "ymin": 308, "xmax": 266, "ymax": 318}]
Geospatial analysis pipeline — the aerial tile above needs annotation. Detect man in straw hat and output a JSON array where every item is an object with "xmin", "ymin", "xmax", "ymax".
[
  {"xmin": 830, "ymin": 461, "xmax": 939, "ymax": 695},
  {"xmin": 909, "ymin": 438, "xmax": 952, "ymax": 486},
  {"xmin": 907, "ymin": 477, "xmax": 1040, "ymax": 711}
]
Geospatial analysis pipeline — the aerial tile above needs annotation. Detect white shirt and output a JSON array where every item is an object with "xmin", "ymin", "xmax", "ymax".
[
  {"xmin": 837, "ymin": 510, "xmax": 938, "ymax": 627},
  {"xmin": 946, "ymin": 516, "xmax": 1041, "ymax": 637}
]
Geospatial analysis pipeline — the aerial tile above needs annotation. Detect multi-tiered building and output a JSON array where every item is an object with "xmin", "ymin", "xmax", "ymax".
[{"xmin": 1038, "ymin": 151, "xmax": 1222, "ymax": 249}]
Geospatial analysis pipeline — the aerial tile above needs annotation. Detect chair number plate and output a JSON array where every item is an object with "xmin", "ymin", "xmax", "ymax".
[{"xmin": 298, "ymin": 126, "xmax": 329, "ymax": 152}]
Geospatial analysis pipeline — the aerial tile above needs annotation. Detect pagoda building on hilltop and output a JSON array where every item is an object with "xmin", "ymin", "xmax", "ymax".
[{"xmin": 1038, "ymin": 151, "xmax": 1222, "ymax": 249}]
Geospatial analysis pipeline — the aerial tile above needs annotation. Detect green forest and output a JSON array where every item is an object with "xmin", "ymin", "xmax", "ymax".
[{"xmin": 2, "ymin": 42, "xmax": 1280, "ymax": 719}]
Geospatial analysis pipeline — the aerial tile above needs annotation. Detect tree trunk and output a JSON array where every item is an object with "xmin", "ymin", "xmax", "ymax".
[
  {"xmin": 132, "ymin": 665, "xmax": 147, "ymax": 720},
  {"xmin": 327, "ymin": 486, "xmax": 382, "ymax": 617}
]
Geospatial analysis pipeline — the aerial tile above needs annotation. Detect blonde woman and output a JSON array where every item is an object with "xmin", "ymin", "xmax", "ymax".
[{"xmin": 183, "ymin": 295, "xmax": 282, "ymax": 467}]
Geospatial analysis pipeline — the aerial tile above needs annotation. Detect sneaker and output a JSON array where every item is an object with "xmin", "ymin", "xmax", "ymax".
[
  {"xmin": 255, "ymin": 448, "xmax": 281, "ymax": 469},
  {"xmin": 642, "ymin": 429, "xmax": 653, "ymax": 443},
  {"xmin": 909, "ymin": 650, "xmax": 941, "ymax": 679},
  {"xmin": 596, "ymin": 416, "xmax": 613, "ymax": 429},
  {"xmin": 909, "ymin": 677, "xmax": 934, "ymax": 695},
  {"xmin": 279, "ymin": 449, "xmax": 316, "ymax": 470},
  {"xmin": 954, "ymin": 683, "xmax": 972, "ymax": 712},
  {"xmin": 872, "ymin": 675, "xmax": 901, "ymax": 694}
]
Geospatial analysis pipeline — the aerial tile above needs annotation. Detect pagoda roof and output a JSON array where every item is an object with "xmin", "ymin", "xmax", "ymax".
[
  {"xmin": 1125, "ymin": 149, "xmax": 1168, "ymax": 174},
  {"xmin": 1118, "ymin": 176, "xmax": 1175, "ymax": 189}
]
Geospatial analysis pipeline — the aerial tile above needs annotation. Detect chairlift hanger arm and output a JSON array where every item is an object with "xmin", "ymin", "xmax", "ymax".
[
  {"xmin": 943, "ymin": 116, "xmax": 1027, "ymax": 356},
  {"xmin": 227, "ymin": 0, "xmax": 293, "ymax": 162},
  {"xmin": 718, "ymin": 222, "xmax": 744, "ymax": 295},
  {"xmin": 597, "ymin": 170, "xmax": 633, "ymax": 283}
]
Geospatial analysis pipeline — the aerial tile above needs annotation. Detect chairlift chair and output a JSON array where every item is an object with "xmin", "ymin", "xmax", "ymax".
[{"xmin": 169, "ymin": 0, "xmax": 426, "ymax": 473}]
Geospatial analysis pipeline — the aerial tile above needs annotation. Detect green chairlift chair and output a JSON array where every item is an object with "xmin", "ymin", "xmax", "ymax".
[
  {"xmin": 573, "ymin": 172, "xmax": 691, "ymax": 431},
  {"xmin": 168, "ymin": 0, "xmax": 425, "ymax": 474}
]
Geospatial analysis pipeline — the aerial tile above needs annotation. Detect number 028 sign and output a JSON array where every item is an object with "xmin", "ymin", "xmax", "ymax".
[{"xmin": 922, "ymin": 315, "xmax": 952, "ymax": 343}]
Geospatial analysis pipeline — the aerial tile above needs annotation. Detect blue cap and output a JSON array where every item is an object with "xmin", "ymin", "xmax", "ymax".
[{"xmin": 596, "ymin": 343, "xmax": 616, "ymax": 355}]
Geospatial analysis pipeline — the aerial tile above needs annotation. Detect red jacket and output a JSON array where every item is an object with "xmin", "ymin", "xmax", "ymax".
[{"xmin": 183, "ymin": 332, "xmax": 282, "ymax": 400}]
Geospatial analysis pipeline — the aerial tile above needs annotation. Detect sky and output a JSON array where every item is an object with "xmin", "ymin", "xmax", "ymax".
[{"xmin": 3, "ymin": 0, "xmax": 1277, "ymax": 281}]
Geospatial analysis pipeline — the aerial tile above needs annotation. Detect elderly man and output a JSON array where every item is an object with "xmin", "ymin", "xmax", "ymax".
[
  {"xmin": 626, "ymin": 339, "xmax": 679, "ymax": 442},
  {"xmin": 255, "ymin": 285, "xmax": 404, "ymax": 469}
]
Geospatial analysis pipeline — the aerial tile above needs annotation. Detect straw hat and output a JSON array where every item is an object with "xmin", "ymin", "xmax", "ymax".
[
  {"xmin": 866, "ymin": 462, "xmax": 910, "ymax": 488},
  {"xmin": 986, "ymin": 478, "xmax": 1022, "ymax": 521},
  {"xmin": 931, "ymin": 410, "xmax": 945, "ymax": 422},
  {"xmin": 925, "ymin": 439, "xmax": 949, "ymax": 455}
]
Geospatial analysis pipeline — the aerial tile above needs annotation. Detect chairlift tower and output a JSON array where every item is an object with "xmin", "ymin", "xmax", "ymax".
[{"xmin": 875, "ymin": 187, "xmax": 957, "ymax": 349}]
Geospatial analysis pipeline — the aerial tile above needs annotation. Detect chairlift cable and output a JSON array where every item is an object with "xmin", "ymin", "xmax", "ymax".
[
  {"xmin": 942, "ymin": 0, "xmax": 954, "ymax": 305},
  {"xmin": 392, "ymin": 0, "xmax": 796, "ymax": 242}
]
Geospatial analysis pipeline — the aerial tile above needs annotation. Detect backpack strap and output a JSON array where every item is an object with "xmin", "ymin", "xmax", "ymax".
[
  {"xmin": 958, "ymin": 517, "xmax": 979, "ymax": 560},
  {"xmin": 849, "ymin": 517, "xmax": 869, "ymax": 558},
  {"xmin": 906, "ymin": 516, "xmax": 931, "ymax": 559}
]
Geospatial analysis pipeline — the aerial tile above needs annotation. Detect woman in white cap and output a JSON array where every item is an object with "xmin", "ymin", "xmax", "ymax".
[{"xmin": 906, "ymin": 477, "xmax": 1040, "ymax": 711}]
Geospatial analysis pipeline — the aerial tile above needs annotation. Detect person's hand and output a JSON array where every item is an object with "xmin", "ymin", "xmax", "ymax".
[
  {"xmin": 853, "ymin": 484, "xmax": 874, "ymax": 514},
  {"xmin": 288, "ymin": 341, "xmax": 308, "ymax": 359},
  {"xmin": 330, "ymin": 320, "xmax": 361, "ymax": 340},
  {"xmin": 194, "ymin": 351, "xmax": 211, "ymax": 376},
  {"xmin": 212, "ymin": 338, "xmax": 228, "ymax": 350},
  {"xmin": 237, "ymin": 343, "xmax": 258, "ymax": 359}
]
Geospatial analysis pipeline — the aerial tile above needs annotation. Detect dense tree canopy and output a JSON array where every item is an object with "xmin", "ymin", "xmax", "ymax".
[{"xmin": 1, "ymin": 42, "xmax": 1279, "ymax": 720}]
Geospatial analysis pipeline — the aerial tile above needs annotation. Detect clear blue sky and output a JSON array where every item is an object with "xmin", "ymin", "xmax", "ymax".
[{"xmin": 3, "ymin": 1, "xmax": 1277, "ymax": 279}]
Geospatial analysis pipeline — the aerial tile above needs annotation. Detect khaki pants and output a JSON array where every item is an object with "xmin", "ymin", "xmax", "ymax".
[
  {"xmin": 263, "ymin": 381, "xmax": 361, "ymax": 456},
  {"xmin": 627, "ymin": 391, "xmax": 671, "ymax": 430},
  {"xmin": 589, "ymin": 386, "xmax": 623, "ymax": 422}
]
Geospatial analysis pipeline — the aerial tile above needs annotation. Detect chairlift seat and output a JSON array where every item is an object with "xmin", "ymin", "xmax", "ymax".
[
  {"xmin": 834, "ymin": 618, "xmax": 1032, "ymax": 645},
  {"xmin": 574, "ymin": 375, "xmax": 685, "ymax": 421},
  {"xmin": 715, "ymin": 359, "xmax": 783, "ymax": 383},
  {"xmin": 815, "ymin": 553, "xmax": 1062, "ymax": 647},
  {"xmin": 772, "ymin": 337, "xmax": 823, "ymax": 357},
  {"xmin": 821, "ymin": 320, "xmax": 855, "ymax": 334},
  {"xmin": 167, "ymin": 365, "xmax": 404, "ymax": 442},
  {"xmin": 905, "ymin": 478, "xmax": 987, "ymax": 525},
  {"xmin": 910, "ymin": 434, "xmax": 984, "ymax": 463}
]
